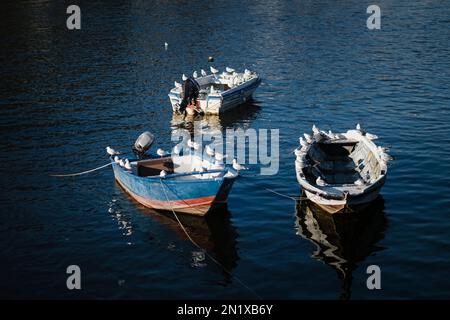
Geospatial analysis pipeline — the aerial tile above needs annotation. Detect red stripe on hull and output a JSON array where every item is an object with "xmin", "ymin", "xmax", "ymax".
[{"xmin": 115, "ymin": 177, "xmax": 217, "ymax": 216}]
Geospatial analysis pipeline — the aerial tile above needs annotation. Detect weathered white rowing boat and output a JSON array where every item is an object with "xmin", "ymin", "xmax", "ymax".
[
  {"xmin": 169, "ymin": 67, "xmax": 261, "ymax": 114},
  {"xmin": 294, "ymin": 124, "xmax": 391, "ymax": 214}
]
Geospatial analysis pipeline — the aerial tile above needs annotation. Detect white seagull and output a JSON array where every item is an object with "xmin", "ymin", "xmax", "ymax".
[
  {"xmin": 294, "ymin": 148, "xmax": 304, "ymax": 157},
  {"xmin": 119, "ymin": 159, "xmax": 125, "ymax": 167},
  {"xmin": 192, "ymin": 142, "xmax": 200, "ymax": 151},
  {"xmin": 114, "ymin": 156, "xmax": 120, "ymax": 163},
  {"xmin": 312, "ymin": 124, "xmax": 320, "ymax": 135},
  {"xmin": 356, "ymin": 123, "xmax": 363, "ymax": 132},
  {"xmin": 299, "ymin": 137, "xmax": 308, "ymax": 148},
  {"xmin": 106, "ymin": 146, "xmax": 118, "ymax": 155},
  {"xmin": 182, "ymin": 74, "xmax": 188, "ymax": 81},
  {"xmin": 193, "ymin": 71, "xmax": 198, "ymax": 79},
  {"xmin": 172, "ymin": 144, "xmax": 181, "ymax": 155},
  {"xmin": 124, "ymin": 159, "xmax": 132, "ymax": 170},
  {"xmin": 232, "ymin": 159, "xmax": 247, "ymax": 171},
  {"xmin": 160, "ymin": 170, "xmax": 167, "ymax": 178},
  {"xmin": 215, "ymin": 152, "xmax": 226, "ymax": 163},
  {"xmin": 174, "ymin": 81, "xmax": 182, "ymax": 88},
  {"xmin": 210, "ymin": 66, "xmax": 219, "ymax": 74},
  {"xmin": 157, "ymin": 148, "xmax": 166, "ymax": 157},
  {"xmin": 303, "ymin": 133, "xmax": 313, "ymax": 144},
  {"xmin": 316, "ymin": 176, "xmax": 327, "ymax": 186},
  {"xmin": 187, "ymin": 139, "xmax": 194, "ymax": 149},
  {"xmin": 201, "ymin": 69, "xmax": 207, "ymax": 77},
  {"xmin": 205, "ymin": 144, "xmax": 215, "ymax": 157},
  {"xmin": 226, "ymin": 67, "xmax": 235, "ymax": 73}
]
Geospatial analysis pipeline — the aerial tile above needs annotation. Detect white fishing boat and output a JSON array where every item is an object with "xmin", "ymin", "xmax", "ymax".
[
  {"xmin": 294, "ymin": 124, "xmax": 391, "ymax": 214},
  {"xmin": 168, "ymin": 67, "xmax": 261, "ymax": 114}
]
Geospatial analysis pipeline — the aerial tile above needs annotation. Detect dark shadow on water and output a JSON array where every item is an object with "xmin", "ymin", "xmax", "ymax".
[
  {"xmin": 295, "ymin": 196, "xmax": 388, "ymax": 300},
  {"xmin": 112, "ymin": 181, "xmax": 239, "ymax": 284}
]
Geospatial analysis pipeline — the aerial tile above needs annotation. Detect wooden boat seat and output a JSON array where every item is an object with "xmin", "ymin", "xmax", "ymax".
[{"xmin": 136, "ymin": 157, "xmax": 174, "ymax": 177}]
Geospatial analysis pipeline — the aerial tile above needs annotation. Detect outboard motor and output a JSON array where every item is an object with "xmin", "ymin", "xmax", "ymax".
[{"xmin": 132, "ymin": 131, "xmax": 155, "ymax": 159}]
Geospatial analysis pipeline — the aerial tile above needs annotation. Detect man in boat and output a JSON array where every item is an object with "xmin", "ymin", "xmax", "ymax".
[{"xmin": 177, "ymin": 76, "xmax": 201, "ymax": 115}]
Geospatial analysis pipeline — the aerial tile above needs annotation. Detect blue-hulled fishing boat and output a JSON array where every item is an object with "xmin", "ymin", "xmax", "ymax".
[{"xmin": 110, "ymin": 132, "xmax": 239, "ymax": 216}]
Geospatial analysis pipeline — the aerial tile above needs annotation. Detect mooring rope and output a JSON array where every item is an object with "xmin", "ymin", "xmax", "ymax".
[
  {"xmin": 159, "ymin": 179, "xmax": 262, "ymax": 300},
  {"xmin": 50, "ymin": 162, "xmax": 112, "ymax": 177},
  {"xmin": 239, "ymin": 175, "xmax": 307, "ymax": 201}
]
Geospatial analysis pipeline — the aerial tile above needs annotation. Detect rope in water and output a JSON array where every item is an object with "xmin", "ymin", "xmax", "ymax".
[
  {"xmin": 159, "ymin": 179, "xmax": 262, "ymax": 300},
  {"xmin": 239, "ymin": 175, "xmax": 307, "ymax": 201},
  {"xmin": 50, "ymin": 162, "xmax": 112, "ymax": 177}
]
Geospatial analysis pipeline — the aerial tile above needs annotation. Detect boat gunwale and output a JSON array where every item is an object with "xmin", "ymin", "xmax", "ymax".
[{"xmin": 111, "ymin": 157, "xmax": 238, "ymax": 183}]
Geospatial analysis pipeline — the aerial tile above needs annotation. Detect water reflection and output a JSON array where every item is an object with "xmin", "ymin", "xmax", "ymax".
[
  {"xmin": 109, "ymin": 187, "xmax": 239, "ymax": 283},
  {"xmin": 170, "ymin": 100, "xmax": 262, "ymax": 135},
  {"xmin": 295, "ymin": 197, "xmax": 388, "ymax": 300}
]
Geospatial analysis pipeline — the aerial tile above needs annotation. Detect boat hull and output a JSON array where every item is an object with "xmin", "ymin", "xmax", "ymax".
[
  {"xmin": 113, "ymin": 163, "xmax": 236, "ymax": 216},
  {"xmin": 303, "ymin": 186, "xmax": 382, "ymax": 214},
  {"xmin": 296, "ymin": 160, "xmax": 385, "ymax": 214}
]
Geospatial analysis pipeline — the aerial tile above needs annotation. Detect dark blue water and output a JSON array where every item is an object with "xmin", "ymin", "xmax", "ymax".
[{"xmin": 1, "ymin": 0, "xmax": 450, "ymax": 299}]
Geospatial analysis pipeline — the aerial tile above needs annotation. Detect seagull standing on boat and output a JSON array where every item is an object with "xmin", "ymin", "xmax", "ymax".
[
  {"xmin": 119, "ymin": 159, "xmax": 125, "ymax": 167},
  {"xmin": 201, "ymin": 69, "xmax": 207, "ymax": 77},
  {"xmin": 106, "ymin": 146, "xmax": 119, "ymax": 155},
  {"xmin": 157, "ymin": 148, "xmax": 166, "ymax": 157},
  {"xmin": 215, "ymin": 152, "xmax": 226, "ymax": 163},
  {"xmin": 303, "ymin": 133, "xmax": 313, "ymax": 144},
  {"xmin": 174, "ymin": 81, "xmax": 182, "ymax": 88},
  {"xmin": 316, "ymin": 176, "xmax": 327, "ymax": 186},
  {"xmin": 232, "ymin": 159, "xmax": 247, "ymax": 171},
  {"xmin": 226, "ymin": 67, "xmax": 235, "ymax": 73},
  {"xmin": 205, "ymin": 144, "xmax": 215, "ymax": 157},
  {"xmin": 124, "ymin": 159, "xmax": 132, "ymax": 170},
  {"xmin": 299, "ymin": 137, "xmax": 308, "ymax": 149},
  {"xmin": 160, "ymin": 170, "xmax": 167, "ymax": 178},
  {"xmin": 210, "ymin": 66, "xmax": 219, "ymax": 74},
  {"xmin": 312, "ymin": 125, "xmax": 320, "ymax": 135},
  {"xmin": 182, "ymin": 74, "xmax": 188, "ymax": 81},
  {"xmin": 193, "ymin": 71, "xmax": 198, "ymax": 79},
  {"xmin": 114, "ymin": 156, "xmax": 120, "ymax": 163},
  {"xmin": 172, "ymin": 144, "xmax": 181, "ymax": 155},
  {"xmin": 187, "ymin": 139, "xmax": 194, "ymax": 149}
]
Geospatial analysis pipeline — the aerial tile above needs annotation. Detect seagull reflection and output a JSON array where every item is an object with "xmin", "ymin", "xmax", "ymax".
[{"xmin": 295, "ymin": 196, "xmax": 388, "ymax": 300}]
